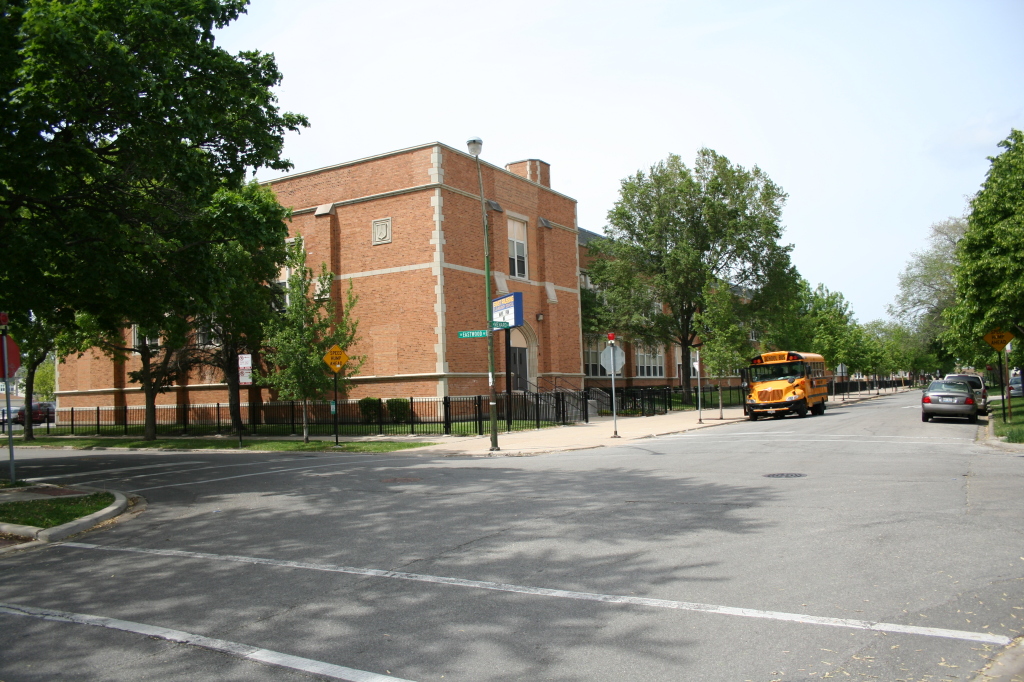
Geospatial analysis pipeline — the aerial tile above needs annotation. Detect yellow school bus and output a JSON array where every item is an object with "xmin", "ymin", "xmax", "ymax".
[{"xmin": 745, "ymin": 351, "xmax": 829, "ymax": 420}]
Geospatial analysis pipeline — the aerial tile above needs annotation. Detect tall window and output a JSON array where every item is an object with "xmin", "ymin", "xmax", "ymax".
[
  {"xmin": 636, "ymin": 346, "xmax": 665, "ymax": 377},
  {"xmin": 584, "ymin": 342, "xmax": 608, "ymax": 377},
  {"xmin": 508, "ymin": 218, "xmax": 527, "ymax": 279},
  {"xmin": 132, "ymin": 325, "xmax": 160, "ymax": 351}
]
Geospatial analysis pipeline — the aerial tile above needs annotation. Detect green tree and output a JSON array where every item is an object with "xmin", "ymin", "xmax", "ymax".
[
  {"xmin": 258, "ymin": 238, "xmax": 361, "ymax": 443},
  {"xmin": 190, "ymin": 183, "xmax": 290, "ymax": 434},
  {"xmin": 90, "ymin": 316, "xmax": 194, "ymax": 440},
  {"xmin": 0, "ymin": 0, "xmax": 307, "ymax": 328},
  {"xmin": 946, "ymin": 129, "xmax": 1024, "ymax": 357},
  {"xmin": 889, "ymin": 217, "xmax": 966, "ymax": 340},
  {"xmin": 6, "ymin": 311, "xmax": 91, "ymax": 440},
  {"xmin": 696, "ymin": 279, "xmax": 750, "ymax": 418},
  {"xmin": 588, "ymin": 149, "xmax": 796, "ymax": 402},
  {"xmin": 33, "ymin": 355, "xmax": 54, "ymax": 401}
]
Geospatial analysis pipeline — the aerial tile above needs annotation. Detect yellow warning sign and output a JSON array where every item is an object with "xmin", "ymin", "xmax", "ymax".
[
  {"xmin": 322, "ymin": 345, "xmax": 349, "ymax": 373},
  {"xmin": 984, "ymin": 328, "xmax": 1014, "ymax": 352}
]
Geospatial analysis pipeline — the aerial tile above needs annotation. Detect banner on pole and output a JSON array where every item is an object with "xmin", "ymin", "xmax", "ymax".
[{"xmin": 238, "ymin": 353, "xmax": 252, "ymax": 386}]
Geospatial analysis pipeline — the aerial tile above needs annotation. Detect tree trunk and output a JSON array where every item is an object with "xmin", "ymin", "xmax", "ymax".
[
  {"xmin": 223, "ymin": 345, "xmax": 243, "ymax": 434},
  {"xmin": 679, "ymin": 343, "xmax": 693, "ymax": 405},
  {"xmin": 143, "ymin": 385, "xmax": 157, "ymax": 440},
  {"xmin": 22, "ymin": 360, "xmax": 40, "ymax": 441},
  {"xmin": 302, "ymin": 399, "xmax": 309, "ymax": 443}
]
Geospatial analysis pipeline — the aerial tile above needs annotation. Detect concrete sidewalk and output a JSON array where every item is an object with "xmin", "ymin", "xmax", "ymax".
[{"xmin": 411, "ymin": 406, "xmax": 749, "ymax": 457}]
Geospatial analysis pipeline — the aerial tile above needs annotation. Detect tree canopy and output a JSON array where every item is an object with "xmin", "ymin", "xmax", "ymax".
[
  {"xmin": 587, "ymin": 149, "xmax": 797, "ymax": 397},
  {"xmin": 947, "ymin": 129, "xmax": 1024, "ymax": 353},
  {"xmin": 0, "ymin": 0, "xmax": 307, "ymax": 327}
]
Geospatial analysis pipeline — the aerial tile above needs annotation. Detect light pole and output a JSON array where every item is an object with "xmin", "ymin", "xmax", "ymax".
[{"xmin": 468, "ymin": 138, "xmax": 500, "ymax": 451}]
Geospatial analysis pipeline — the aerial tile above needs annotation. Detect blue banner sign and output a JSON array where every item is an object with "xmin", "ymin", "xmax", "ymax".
[{"xmin": 492, "ymin": 292, "xmax": 523, "ymax": 328}]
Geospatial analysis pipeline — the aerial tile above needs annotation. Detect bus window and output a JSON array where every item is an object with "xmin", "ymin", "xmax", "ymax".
[{"xmin": 750, "ymin": 362, "xmax": 805, "ymax": 382}]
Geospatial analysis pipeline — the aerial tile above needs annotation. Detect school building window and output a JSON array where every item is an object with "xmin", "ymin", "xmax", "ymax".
[
  {"xmin": 584, "ymin": 342, "xmax": 608, "ymax": 377},
  {"xmin": 636, "ymin": 346, "xmax": 664, "ymax": 377},
  {"xmin": 508, "ymin": 218, "xmax": 527, "ymax": 279}
]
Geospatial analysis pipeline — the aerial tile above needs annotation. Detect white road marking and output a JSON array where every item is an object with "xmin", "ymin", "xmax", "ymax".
[
  {"xmin": 0, "ymin": 601, "xmax": 413, "ymax": 682},
  {"xmin": 27, "ymin": 462, "xmax": 206, "ymax": 482},
  {"xmin": 48, "ymin": 452, "xmax": 406, "ymax": 487},
  {"xmin": 672, "ymin": 433, "xmax": 970, "ymax": 440},
  {"xmin": 63, "ymin": 542, "xmax": 1011, "ymax": 646},
  {"xmin": 128, "ymin": 456, "xmax": 414, "ymax": 492}
]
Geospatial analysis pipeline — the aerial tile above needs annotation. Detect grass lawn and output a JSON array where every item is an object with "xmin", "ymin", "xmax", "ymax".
[
  {"xmin": 0, "ymin": 492, "xmax": 114, "ymax": 528},
  {"xmin": 991, "ymin": 396, "xmax": 1024, "ymax": 442},
  {"xmin": 8, "ymin": 437, "xmax": 436, "ymax": 453}
]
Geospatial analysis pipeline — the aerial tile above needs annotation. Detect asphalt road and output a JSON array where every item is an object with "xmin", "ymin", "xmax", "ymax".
[{"xmin": 2, "ymin": 391, "xmax": 1022, "ymax": 681}]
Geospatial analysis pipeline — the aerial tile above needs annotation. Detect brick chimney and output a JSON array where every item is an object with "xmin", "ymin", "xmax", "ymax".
[{"xmin": 505, "ymin": 159, "xmax": 550, "ymax": 188}]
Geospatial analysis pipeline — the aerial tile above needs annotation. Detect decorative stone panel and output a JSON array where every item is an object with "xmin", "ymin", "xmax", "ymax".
[{"xmin": 372, "ymin": 217, "xmax": 392, "ymax": 245}]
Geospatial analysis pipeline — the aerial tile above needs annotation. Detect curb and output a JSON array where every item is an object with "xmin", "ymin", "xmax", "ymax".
[
  {"xmin": 970, "ymin": 635, "xmax": 1024, "ymax": 682},
  {"xmin": 0, "ymin": 489, "xmax": 129, "ymax": 546}
]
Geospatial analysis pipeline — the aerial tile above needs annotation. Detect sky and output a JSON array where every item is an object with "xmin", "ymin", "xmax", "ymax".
[{"xmin": 216, "ymin": 0, "xmax": 1024, "ymax": 323}]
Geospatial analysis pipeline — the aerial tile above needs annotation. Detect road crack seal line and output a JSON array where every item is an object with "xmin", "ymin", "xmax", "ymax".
[
  {"xmin": 0, "ymin": 601, "xmax": 414, "ymax": 682},
  {"xmin": 59, "ymin": 542, "xmax": 1012, "ymax": 646}
]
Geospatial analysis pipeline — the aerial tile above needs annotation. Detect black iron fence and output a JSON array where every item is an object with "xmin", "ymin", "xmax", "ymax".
[
  {"xmin": 8, "ymin": 392, "xmax": 591, "ymax": 438},
  {"xmin": 587, "ymin": 377, "xmax": 913, "ymax": 416},
  {"xmin": 1, "ymin": 379, "xmax": 916, "ymax": 438}
]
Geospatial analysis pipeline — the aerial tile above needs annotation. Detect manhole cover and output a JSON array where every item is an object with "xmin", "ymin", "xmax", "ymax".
[
  {"xmin": 763, "ymin": 473, "xmax": 806, "ymax": 478},
  {"xmin": 380, "ymin": 477, "xmax": 422, "ymax": 483}
]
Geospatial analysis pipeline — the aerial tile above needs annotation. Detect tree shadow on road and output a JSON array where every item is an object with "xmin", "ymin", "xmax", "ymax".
[{"xmin": 0, "ymin": 454, "xmax": 781, "ymax": 680}]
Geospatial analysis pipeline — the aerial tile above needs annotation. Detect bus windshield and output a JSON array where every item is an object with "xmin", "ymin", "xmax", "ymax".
[{"xmin": 751, "ymin": 362, "xmax": 805, "ymax": 382}]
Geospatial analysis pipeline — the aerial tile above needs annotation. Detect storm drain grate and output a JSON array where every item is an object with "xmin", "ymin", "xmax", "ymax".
[{"xmin": 763, "ymin": 473, "xmax": 807, "ymax": 478}]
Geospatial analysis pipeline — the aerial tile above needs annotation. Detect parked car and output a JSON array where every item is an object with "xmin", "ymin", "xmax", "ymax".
[
  {"xmin": 1010, "ymin": 375, "xmax": 1022, "ymax": 398},
  {"xmin": 14, "ymin": 401, "xmax": 55, "ymax": 425},
  {"xmin": 942, "ymin": 374, "xmax": 988, "ymax": 414},
  {"xmin": 922, "ymin": 380, "xmax": 978, "ymax": 423},
  {"xmin": 0, "ymin": 405, "xmax": 21, "ymax": 424}
]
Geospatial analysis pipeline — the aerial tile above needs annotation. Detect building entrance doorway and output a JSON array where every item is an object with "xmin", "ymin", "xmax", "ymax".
[
  {"xmin": 509, "ymin": 347, "xmax": 528, "ymax": 391},
  {"xmin": 507, "ymin": 327, "xmax": 530, "ymax": 391}
]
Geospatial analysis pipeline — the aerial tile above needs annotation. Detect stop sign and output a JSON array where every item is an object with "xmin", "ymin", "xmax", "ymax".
[{"xmin": 2, "ymin": 334, "xmax": 20, "ymax": 379}]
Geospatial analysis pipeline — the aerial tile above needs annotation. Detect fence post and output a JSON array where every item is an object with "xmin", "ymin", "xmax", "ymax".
[
  {"xmin": 216, "ymin": 403, "xmax": 221, "ymax": 434},
  {"xmin": 71, "ymin": 406, "xmax": 75, "ymax": 435},
  {"xmin": 290, "ymin": 400, "xmax": 296, "ymax": 435},
  {"xmin": 475, "ymin": 395, "xmax": 483, "ymax": 436},
  {"xmin": 182, "ymin": 403, "xmax": 189, "ymax": 436},
  {"xmin": 378, "ymin": 398, "xmax": 384, "ymax": 435},
  {"xmin": 410, "ymin": 397, "xmax": 416, "ymax": 436},
  {"xmin": 95, "ymin": 405, "xmax": 100, "ymax": 435},
  {"xmin": 124, "ymin": 404, "xmax": 128, "ymax": 436},
  {"xmin": 583, "ymin": 389, "xmax": 589, "ymax": 424},
  {"xmin": 443, "ymin": 396, "xmax": 451, "ymax": 435}
]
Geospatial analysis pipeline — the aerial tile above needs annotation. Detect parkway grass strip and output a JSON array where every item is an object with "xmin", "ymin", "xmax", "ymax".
[{"xmin": 0, "ymin": 493, "xmax": 114, "ymax": 529}]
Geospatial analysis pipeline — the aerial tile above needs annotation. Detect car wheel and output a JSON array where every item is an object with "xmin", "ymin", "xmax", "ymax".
[
  {"xmin": 969, "ymin": 414, "xmax": 978, "ymax": 424},
  {"xmin": 921, "ymin": 412, "xmax": 930, "ymax": 422}
]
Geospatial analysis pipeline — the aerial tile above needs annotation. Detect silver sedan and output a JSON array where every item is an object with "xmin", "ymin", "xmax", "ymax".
[{"xmin": 922, "ymin": 380, "xmax": 979, "ymax": 423}]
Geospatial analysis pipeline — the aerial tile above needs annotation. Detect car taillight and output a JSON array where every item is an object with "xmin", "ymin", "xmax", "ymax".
[
  {"xmin": 922, "ymin": 396, "xmax": 931, "ymax": 403},
  {"xmin": 983, "ymin": 388, "xmax": 988, "ymax": 398},
  {"xmin": 965, "ymin": 397, "xmax": 974, "ymax": 405}
]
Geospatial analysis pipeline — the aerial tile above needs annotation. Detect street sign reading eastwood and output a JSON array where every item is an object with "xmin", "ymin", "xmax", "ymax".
[
  {"xmin": 458, "ymin": 330, "xmax": 489, "ymax": 339},
  {"xmin": 323, "ymin": 345, "xmax": 349, "ymax": 373},
  {"xmin": 984, "ymin": 328, "xmax": 1014, "ymax": 352}
]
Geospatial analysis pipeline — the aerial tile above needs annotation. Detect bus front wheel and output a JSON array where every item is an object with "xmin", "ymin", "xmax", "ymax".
[{"xmin": 796, "ymin": 402, "xmax": 808, "ymax": 418}]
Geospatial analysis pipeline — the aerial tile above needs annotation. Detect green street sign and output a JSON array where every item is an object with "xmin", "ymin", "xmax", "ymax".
[
  {"xmin": 458, "ymin": 330, "xmax": 489, "ymax": 339},
  {"xmin": 490, "ymin": 321, "xmax": 510, "ymax": 329}
]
